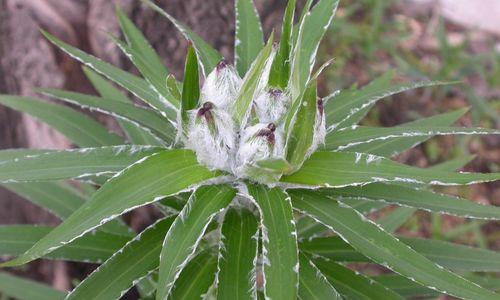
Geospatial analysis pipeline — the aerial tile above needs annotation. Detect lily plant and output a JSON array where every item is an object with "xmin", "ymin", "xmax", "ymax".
[{"xmin": 0, "ymin": 0, "xmax": 500, "ymax": 299}]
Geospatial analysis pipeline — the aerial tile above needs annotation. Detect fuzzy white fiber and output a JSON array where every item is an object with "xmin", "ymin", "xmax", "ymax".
[
  {"xmin": 201, "ymin": 63, "xmax": 242, "ymax": 109},
  {"xmin": 254, "ymin": 89, "xmax": 290, "ymax": 123}
]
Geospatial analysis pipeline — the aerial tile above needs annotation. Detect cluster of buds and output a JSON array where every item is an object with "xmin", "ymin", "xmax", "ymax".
[{"xmin": 184, "ymin": 59, "xmax": 324, "ymax": 182}]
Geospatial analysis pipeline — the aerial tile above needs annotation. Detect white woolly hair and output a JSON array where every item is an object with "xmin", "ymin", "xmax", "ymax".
[
  {"xmin": 234, "ymin": 123, "xmax": 285, "ymax": 178},
  {"xmin": 307, "ymin": 101, "xmax": 327, "ymax": 158},
  {"xmin": 201, "ymin": 63, "xmax": 242, "ymax": 109},
  {"xmin": 185, "ymin": 108, "xmax": 237, "ymax": 172},
  {"xmin": 253, "ymin": 89, "xmax": 290, "ymax": 124}
]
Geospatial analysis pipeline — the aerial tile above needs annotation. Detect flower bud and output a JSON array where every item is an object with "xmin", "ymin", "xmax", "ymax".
[
  {"xmin": 253, "ymin": 88, "xmax": 289, "ymax": 123},
  {"xmin": 235, "ymin": 122, "xmax": 285, "ymax": 178},
  {"xmin": 186, "ymin": 102, "xmax": 236, "ymax": 171},
  {"xmin": 201, "ymin": 60, "xmax": 242, "ymax": 109}
]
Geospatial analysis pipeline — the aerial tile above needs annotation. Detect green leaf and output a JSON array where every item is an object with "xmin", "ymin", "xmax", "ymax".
[
  {"xmin": 281, "ymin": 151, "xmax": 500, "ymax": 187},
  {"xmin": 217, "ymin": 208, "xmax": 259, "ymax": 300},
  {"xmin": 141, "ymin": 0, "xmax": 223, "ymax": 75},
  {"xmin": 289, "ymin": 0, "xmax": 339, "ymax": 99},
  {"xmin": 234, "ymin": 0, "xmax": 264, "ymax": 77},
  {"xmin": 326, "ymin": 78, "xmax": 454, "ymax": 131},
  {"xmin": 290, "ymin": 190, "xmax": 500, "ymax": 300},
  {"xmin": 324, "ymin": 183, "xmax": 500, "ymax": 220},
  {"xmin": 340, "ymin": 108, "xmax": 469, "ymax": 157},
  {"xmin": 180, "ymin": 44, "xmax": 200, "ymax": 130},
  {"xmin": 300, "ymin": 235, "xmax": 500, "ymax": 272},
  {"xmin": 110, "ymin": 36, "xmax": 177, "ymax": 110},
  {"xmin": 234, "ymin": 33, "xmax": 275, "ymax": 126},
  {"xmin": 268, "ymin": 0, "xmax": 296, "ymax": 89},
  {"xmin": 0, "ymin": 95, "xmax": 123, "ymax": 147},
  {"xmin": 0, "ymin": 272, "xmax": 66, "ymax": 300},
  {"xmin": 37, "ymin": 88, "xmax": 175, "ymax": 145},
  {"xmin": 0, "ymin": 225, "xmax": 129, "ymax": 263},
  {"xmin": 326, "ymin": 125, "xmax": 499, "ymax": 152},
  {"xmin": 378, "ymin": 207, "xmax": 417, "ymax": 233},
  {"xmin": 170, "ymin": 249, "xmax": 218, "ymax": 300},
  {"xmin": 156, "ymin": 185, "xmax": 235, "ymax": 300},
  {"xmin": 1, "ymin": 149, "xmax": 217, "ymax": 267},
  {"xmin": 67, "ymin": 217, "xmax": 174, "ymax": 300},
  {"xmin": 286, "ymin": 79, "xmax": 318, "ymax": 170},
  {"xmin": 313, "ymin": 258, "xmax": 405, "ymax": 300},
  {"xmin": 166, "ymin": 74, "xmax": 182, "ymax": 102},
  {"xmin": 0, "ymin": 146, "xmax": 161, "ymax": 183},
  {"xmin": 41, "ymin": 30, "xmax": 176, "ymax": 120},
  {"xmin": 298, "ymin": 253, "xmax": 342, "ymax": 300},
  {"xmin": 247, "ymin": 184, "xmax": 298, "ymax": 300},
  {"xmin": 116, "ymin": 6, "xmax": 168, "ymax": 79},
  {"xmin": 83, "ymin": 66, "xmax": 162, "ymax": 146}
]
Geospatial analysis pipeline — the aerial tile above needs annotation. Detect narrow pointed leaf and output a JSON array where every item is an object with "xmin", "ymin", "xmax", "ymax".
[
  {"xmin": 1, "ymin": 149, "xmax": 217, "ymax": 267},
  {"xmin": 235, "ymin": 0, "xmax": 264, "ymax": 77},
  {"xmin": 116, "ymin": 6, "xmax": 168, "ymax": 78},
  {"xmin": 0, "ymin": 272, "xmax": 66, "ymax": 300},
  {"xmin": 287, "ymin": 79, "xmax": 318, "ymax": 169},
  {"xmin": 290, "ymin": 190, "xmax": 500, "ymax": 300},
  {"xmin": 171, "ymin": 250, "xmax": 218, "ymax": 300},
  {"xmin": 181, "ymin": 44, "xmax": 200, "ymax": 129},
  {"xmin": 0, "ymin": 146, "xmax": 161, "ymax": 183},
  {"xmin": 111, "ymin": 36, "xmax": 177, "ymax": 110},
  {"xmin": 0, "ymin": 225, "xmax": 129, "ymax": 263},
  {"xmin": 289, "ymin": 0, "xmax": 339, "ymax": 99},
  {"xmin": 326, "ymin": 78, "xmax": 454, "ymax": 131},
  {"xmin": 141, "ymin": 0, "xmax": 222, "ymax": 75},
  {"xmin": 217, "ymin": 208, "xmax": 259, "ymax": 300},
  {"xmin": 298, "ymin": 253, "xmax": 342, "ymax": 300},
  {"xmin": 156, "ymin": 185, "xmax": 236, "ymax": 300},
  {"xmin": 234, "ymin": 33, "xmax": 275, "ymax": 126},
  {"xmin": 300, "ymin": 235, "xmax": 500, "ymax": 272},
  {"xmin": 326, "ymin": 125, "xmax": 499, "ymax": 152},
  {"xmin": 247, "ymin": 184, "xmax": 298, "ymax": 300},
  {"xmin": 268, "ymin": 0, "xmax": 296, "ymax": 89},
  {"xmin": 83, "ymin": 66, "xmax": 162, "ymax": 146},
  {"xmin": 324, "ymin": 183, "xmax": 500, "ymax": 219},
  {"xmin": 378, "ymin": 207, "xmax": 417, "ymax": 232},
  {"xmin": 281, "ymin": 151, "xmax": 500, "ymax": 187},
  {"xmin": 341, "ymin": 108, "xmax": 469, "ymax": 157},
  {"xmin": 0, "ymin": 95, "xmax": 123, "ymax": 147},
  {"xmin": 67, "ymin": 217, "xmax": 175, "ymax": 300},
  {"xmin": 37, "ymin": 88, "xmax": 175, "ymax": 144},
  {"xmin": 41, "ymin": 30, "xmax": 176, "ymax": 120},
  {"xmin": 313, "ymin": 258, "xmax": 405, "ymax": 300}
]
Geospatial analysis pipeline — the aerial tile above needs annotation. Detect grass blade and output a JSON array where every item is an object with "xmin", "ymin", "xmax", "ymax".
[
  {"xmin": 83, "ymin": 66, "xmax": 162, "ymax": 146},
  {"xmin": 378, "ymin": 207, "xmax": 417, "ymax": 233},
  {"xmin": 1, "ymin": 149, "xmax": 217, "ymax": 267},
  {"xmin": 216, "ymin": 208, "xmax": 259, "ymax": 300},
  {"xmin": 37, "ymin": 88, "xmax": 175, "ymax": 145},
  {"xmin": 298, "ymin": 253, "xmax": 342, "ymax": 300},
  {"xmin": 281, "ymin": 151, "xmax": 500, "ymax": 187},
  {"xmin": 0, "ymin": 146, "xmax": 161, "ymax": 183},
  {"xmin": 324, "ymin": 183, "xmax": 500, "ymax": 220},
  {"xmin": 313, "ymin": 258, "xmax": 405, "ymax": 300},
  {"xmin": 0, "ymin": 272, "xmax": 66, "ymax": 300},
  {"xmin": 141, "ymin": 0, "xmax": 222, "ymax": 75},
  {"xmin": 0, "ymin": 95, "xmax": 123, "ymax": 147},
  {"xmin": 156, "ymin": 185, "xmax": 236, "ymax": 300},
  {"xmin": 234, "ymin": 0, "xmax": 264, "ymax": 77},
  {"xmin": 290, "ymin": 190, "xmax": 500, "ymax": 299},
  {"xmin": 67, "ymin": 217, "xmax": 175, "ymax": 300},
  {"xmin": 0, "ymin": 225, "xmax": 129, "ymax": 263},
  {"xmin": 247, "ymin": 184, "xmax": 298, "ymax": 300},
  {"xmin": 180, "ymin": 44, "xmax": 200, "ymax": 131}
]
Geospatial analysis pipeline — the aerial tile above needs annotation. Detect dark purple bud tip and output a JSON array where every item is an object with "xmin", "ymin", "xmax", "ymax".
[
  {"xmin": 317, "ymin": 98, "xmax": 324, "ymax": 115},
  {"xmin": 267, "ymin": 123, "xmax": 276, "ymax": 132},
  {"xmin": 273, "ymin": 41, "xmax": 280, "ymax": 49},
  {"xmin": 268, "ymin": 89, "xmax": 283, "ymax": 99},
  {"xmin": 197, "ymin": 101, "xmax": 214, "ymax": 118},
  {"xmin": 216, "ymin": 60, "xmax": 228, "ymax": 73},
  {"xmin": 267, "ymin": 132, "xmax": 275, "ymax": 145}
]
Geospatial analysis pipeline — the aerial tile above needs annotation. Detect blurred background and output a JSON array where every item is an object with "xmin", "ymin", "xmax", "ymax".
[{"xmin": 0, "ymin": 0, "xmax": 498, "ymax": 298}]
